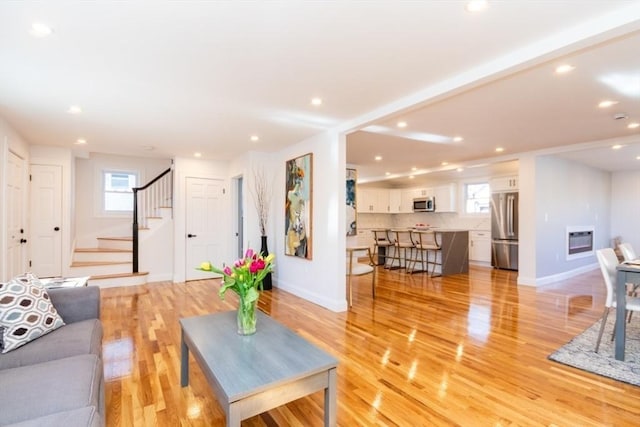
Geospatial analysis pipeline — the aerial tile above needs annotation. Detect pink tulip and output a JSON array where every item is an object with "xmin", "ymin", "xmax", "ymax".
[
  {"xmin": 245, "ymin": 249, "xmax": 254, "ymax": 259},
  {"xmin": 223, "ymin": 266, "xmax": 232, "ymax": 276}
]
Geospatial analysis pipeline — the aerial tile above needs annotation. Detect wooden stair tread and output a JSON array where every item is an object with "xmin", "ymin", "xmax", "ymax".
[
  {"xmin": 71, "ymin": 261, "xmax": 132, "ymax": 267},
  {"xmin": 75, "ymin": 247, "xmax": 132, "ymax": 253},
  {"xmin": 97, "ymin": 237, "xmax": 132, "ymax": 241},
  {"xmin": 90, "ymin": 272, "xmax": 149, "ymax": 280}
]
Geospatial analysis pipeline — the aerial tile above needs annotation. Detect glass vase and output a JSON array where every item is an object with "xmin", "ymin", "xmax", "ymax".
[{"xmin": 237, "ymin": 295, "xmax": 258, "ymax": 335}]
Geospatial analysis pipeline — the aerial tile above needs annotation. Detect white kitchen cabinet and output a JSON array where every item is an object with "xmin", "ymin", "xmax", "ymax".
[
  {"xmin": 434, "ymin": 183, "xmax": 457, "ymax": 212},
  {"xmin": 388, "ymin": 189, "xmax": 402, "ymax": 213},
  {"xmin": 357, "ymin": 188, "xmax": 390, "ymax": 213},
  {"xmin": 469, "ymin": 230, "xmax": 491, "ymax": 263},
  {"xmin": 400, "ymin": 189, "xmax": 416, "ymax": 213},
  {"xmin": 357, "ymin": 229, "xmax": 373, "ymax": 248},
  {"xmin": 490, "ymin": 176, "xmax": 518, "ymax": 192},
  {"xmin": 414, "ymin": 187, "xmax": 434, "ymax": 198},
  {"xmin": 357, "ymin": 188, "xmax": 376, "ymax": 213},
  {"xmin": 376, "ymin": 189, "xmax": 390, "ymax": 213}
]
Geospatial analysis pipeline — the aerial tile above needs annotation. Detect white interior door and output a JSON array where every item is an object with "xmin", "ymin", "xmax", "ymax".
[
  {"xmin": 30, "ymin": 164, "xmax": 62, "ymax": 277},
  {"xmin": 186, "ymin": 177, "xmax": 224, "ymax": 281},
  {"xmin": 6, "ymin": 151, "xmax": 26, "ymax": 278}
]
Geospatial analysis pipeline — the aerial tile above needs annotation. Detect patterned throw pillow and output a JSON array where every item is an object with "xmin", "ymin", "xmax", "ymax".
[{"xmin": 0, "ymin": 278, "xmax": 65, "ymax": 353}]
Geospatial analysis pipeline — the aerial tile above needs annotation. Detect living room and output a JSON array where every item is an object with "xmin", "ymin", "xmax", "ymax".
[{"xmin": 2, "ymin": 2, "xmax": 640, "ymax": 426}]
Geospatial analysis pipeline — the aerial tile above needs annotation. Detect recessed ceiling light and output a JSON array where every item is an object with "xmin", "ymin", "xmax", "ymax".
[
  {"xmin": 453, "ymin": 136, "xmax": 464, "ymax": 142},
  {"xmin": 142, "ymin": 145, "xmax": 155, "ymax": 151},
  {"xmin": 75, "ymin": 138, "xmax": 87, "ymax": 145},
  {"xmin": 68, "ymin": 105, "xmax": 82, "ymax": 114},
  {"xmin": 397, "ymin": 121, "xmax": 407, "ymax": 128},
  {"xmin": 555, "ymin": 64, "xmax": 575, "ymax": 74},
  {"xmin": 495, "ymin": 147, "xmax": 504, "ymax": 152},
  {"xmin": 465, "ymin": 1, "xmax": 488, "ymax": 12},
  {"xmin": 375, "ymin": 156, "xmax": 382, "ymax": 161},
  {"xmin": 311, "ymin": 97, "xmax": 322, "ymax": 106},
  {"xmin": 598, "ymin": 100, "xmax": 618, "ymax": 108},
  {"xmin": 441, "ymin": 162, "xmax": 449, "ymax": 166},
  {"xmin": 628, "ymin": 122, "xmax": 640, "ymax": 129},
  {"xmin": 612, "ymin": 145, "xmax": 623, "ymax": 150},
  {"xmin": 194, "ymin": 152, "xmax": 202, "ymax": 158},
  {"xmin": 250, "ymin": 135, "xmax": 259, "ymax": 142},
  {"xmin": 31, "ymin": 22, "xmax": 53, "ymax": 37}
]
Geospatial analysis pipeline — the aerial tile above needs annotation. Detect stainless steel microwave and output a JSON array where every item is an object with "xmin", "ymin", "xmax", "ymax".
[{"xmin": 413, "ymin": 197, "xmax": 435, "ymax": 212}]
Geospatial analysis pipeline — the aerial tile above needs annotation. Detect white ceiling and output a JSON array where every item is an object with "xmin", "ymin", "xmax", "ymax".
[{"xmin": 1, "ymin": 1, "xmax": 639, "ymax": 186}]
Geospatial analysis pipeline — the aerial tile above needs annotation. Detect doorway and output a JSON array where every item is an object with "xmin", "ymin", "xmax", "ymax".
[
  {"xmin": 185, "ymin": 177, "xmax": 224, "ymax": 281},
  {"xmin": 6, "ymin": 151, "xmax": 26, "ymax": 279},
  {"xmin": 30, "ymin": 164, "xmax": 63, "ymax": 277}
]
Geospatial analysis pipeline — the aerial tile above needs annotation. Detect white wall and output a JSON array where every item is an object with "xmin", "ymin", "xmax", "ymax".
[
  {"xmin": 533, "ymin": 155, "xmax": 610, "ymax": 283},
  {"xmin": 0, "ymin": 117, "xmax": 30, "ymax": 280},
  {"xmin": 74, "ymin": 153, "xmax": 171, "ymax": 247},
  {"xmin": 172, "ymin": 156, "xmax": 230, "ymax": 283},
  {"xmin": 611, "ymin": 170, "xmax": 640, "ymax": 252},
  {"xmin": 272, "ymin": 130, "xmax": 347, "ymax": 312},
  {"xmin": 518, "ymin": 155, "xmax": 536, "ymax": 285}
]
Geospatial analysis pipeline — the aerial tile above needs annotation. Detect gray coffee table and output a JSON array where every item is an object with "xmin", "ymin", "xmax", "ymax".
[{"xmin": 180, "ymin": 311, "xmax": 338, "ymax": 426}]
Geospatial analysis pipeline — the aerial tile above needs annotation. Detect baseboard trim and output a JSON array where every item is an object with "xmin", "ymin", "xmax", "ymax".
[
  {"xmin": 275, "ymin": 280, "xmax": 348, "ymax": 312},
  {"xmin": 521, "ymin": 263, "xmax": 600, "ymax": 286}
]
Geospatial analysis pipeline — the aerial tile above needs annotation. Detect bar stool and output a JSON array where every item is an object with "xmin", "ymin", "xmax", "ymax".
[
  {"xmin": 407, "ymin": 230, "xmax": 429, "ymax": 274},
  {"xmin": 371, "ymin": 229, "xmax": 392, "ymax": 267},
  {"xmin": 425, "ymin": 230, "xmax": 442, "ymax": 277},
  {"xmin": 388, "ymin": 229, "xmax": 414, "ymax": 270}
]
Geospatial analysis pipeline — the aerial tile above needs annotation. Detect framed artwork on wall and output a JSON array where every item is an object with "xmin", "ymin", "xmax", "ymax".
[
  {"xmin": 284, "ymin": 153, "xmax": 313, "ymax": 259},
  {"xmin": 346, "ymin": 168, "xmax": 357, "ymax": 236}
]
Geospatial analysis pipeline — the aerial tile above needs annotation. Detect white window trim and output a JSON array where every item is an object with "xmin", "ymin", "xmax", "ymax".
[
  {"xmin": 97, "ymin": 168, "xmax": 139, "ymax": 217},
  {"xmin": 459, "ymin": 178, "xmax": 491, "ymax": 218}
]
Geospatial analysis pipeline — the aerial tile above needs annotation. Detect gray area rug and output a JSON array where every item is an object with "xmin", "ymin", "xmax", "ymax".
[{"xmin": 549, "ymin": 315, "xmax": 640, "ymax": 386}]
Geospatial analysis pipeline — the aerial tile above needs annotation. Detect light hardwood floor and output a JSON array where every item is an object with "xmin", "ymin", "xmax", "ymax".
[{"xmin": 102, "ymin": 265, "xmax": 640, "ymax": 426}]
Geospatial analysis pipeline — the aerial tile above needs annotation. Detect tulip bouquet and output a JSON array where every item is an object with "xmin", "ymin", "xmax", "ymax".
[{"xmin": 199, "ymin": 249, "xmax": 275, "ymax": 335}]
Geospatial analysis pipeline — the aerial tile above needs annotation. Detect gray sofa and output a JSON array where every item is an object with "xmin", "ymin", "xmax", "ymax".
[{"xmin": 0, "ymin": 286, "xmax": 104, "ymax": 427}]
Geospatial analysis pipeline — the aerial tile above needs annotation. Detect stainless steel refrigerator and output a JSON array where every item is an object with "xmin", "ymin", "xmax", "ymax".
[{"xmin": 491, "ymin": 192, "xmax": 518, "ymax": 270}]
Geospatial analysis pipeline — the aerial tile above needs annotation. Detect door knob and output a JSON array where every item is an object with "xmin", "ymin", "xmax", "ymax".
[
  {"xmin": 187, "ymin": 233, "xmax": 197, "ymax": 238},
  {"xmin": 54, "ymin": 227, "xmax": 60, "ymax": 231},
  {"xmin": 20, "ymin": 238, "xmax": 27, "ymax": 244}
]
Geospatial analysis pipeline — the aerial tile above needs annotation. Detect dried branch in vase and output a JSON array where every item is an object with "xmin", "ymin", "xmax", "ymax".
[{"xmin": 252, "ymin": 167, "xmax": 272, "ymax": 236}]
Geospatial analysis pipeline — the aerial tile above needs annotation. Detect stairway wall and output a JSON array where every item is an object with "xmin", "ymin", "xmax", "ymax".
[
  {"xmin": 74, "ymin": 153, "xmax": 171, "ymax": 245},
  {"xmin": 139, "ymin": 209, "xmax": 174, "ymax": 282}
]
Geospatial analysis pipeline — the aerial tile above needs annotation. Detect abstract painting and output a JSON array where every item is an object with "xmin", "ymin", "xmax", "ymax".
[
  {"xmin": 346, "ymin": 168, "xmax": 357, "ymax": 236},
  {"xmin": 285, "ymin": 153, "xmax": 312, "ymax": 259}
]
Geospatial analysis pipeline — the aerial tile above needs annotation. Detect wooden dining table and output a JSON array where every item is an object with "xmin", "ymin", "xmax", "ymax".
[{"xmin": 615, "ymin": 262, "xmax": 640, "ymax": 360}]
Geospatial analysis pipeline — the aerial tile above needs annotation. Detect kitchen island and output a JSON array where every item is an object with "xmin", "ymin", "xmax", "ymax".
[
  {"xmin": 368, "ymin": 228, "xmax": 469, "ymax": 276},
  {"xmin": 434, "ymin": 229, "xmax": 469, "ymax": 276}
]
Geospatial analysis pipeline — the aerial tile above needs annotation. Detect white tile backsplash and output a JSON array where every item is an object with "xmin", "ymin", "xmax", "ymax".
[{"xmin": 356, "ymin": 212, "xmax": 490, "ymax": 232}]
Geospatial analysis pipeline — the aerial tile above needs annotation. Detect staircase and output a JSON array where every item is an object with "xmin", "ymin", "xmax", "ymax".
[
  {"xmin": 70, "ymin": 167, "xmax": 173, "ymax": 288},
  {"xmin": 70, "ymin": 238, "xmax": 149, "ymax": 287}
]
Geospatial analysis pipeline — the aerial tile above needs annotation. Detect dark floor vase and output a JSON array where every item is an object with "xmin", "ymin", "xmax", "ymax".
[{"xmin": 260, "ymin": 235, "xmax": 273, "ymax": 290}]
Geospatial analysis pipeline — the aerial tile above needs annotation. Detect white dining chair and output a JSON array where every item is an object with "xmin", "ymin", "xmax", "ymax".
[
  {"xmin": 618, "ymin": 242, "xmax": 638, "ymax": 262},
  {"xmin": 595, "ymin": 248, "xmax": 640, "ymax": 353},
  {"xmin": 346, "ymin": 246, "xmax": 376, "ymax": 308}
]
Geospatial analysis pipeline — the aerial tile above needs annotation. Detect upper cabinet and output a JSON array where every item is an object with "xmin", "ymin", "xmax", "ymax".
[
  {"xmin": 434, "ymin": 183, "xmax": 457, "ymax": 212},
  {"xmin": 490, "ymin": 176, "xmax": 518, "ymax": 192},
  {"xmin": 356, "ymin": 183, "xmax": 457, "ymax": 213},
  {"xmin": 388, "ymin": 189, "xmax": 402, "ymax": 213},
  {"xmin": 414, "ymin": 187, "xmax": 435, "ymax": 198},
  {"xmin": 357, "ymin": 188, "xmax": 390, "ymax": 213}
]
